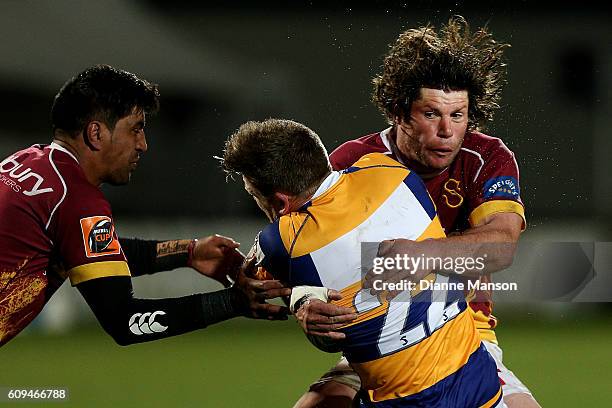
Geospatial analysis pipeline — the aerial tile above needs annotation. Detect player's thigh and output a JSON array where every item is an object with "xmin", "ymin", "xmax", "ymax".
[
  {"xmin": 293, "ymin": 357, "xmax": 359, "ymax": 408},
  {"xmin": 293, "ymin": 382, "xmax": 357, "ymax": 408},
  {"xmin": 504, "ymin": 393, "xmax": 542, "ymax": 408},
  {"xmin": 483, "ymin": 341, "xmax": 541, "ymax": 408}
]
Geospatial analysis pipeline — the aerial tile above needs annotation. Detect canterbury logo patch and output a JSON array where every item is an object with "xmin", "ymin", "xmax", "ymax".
[
  {"xmin": 79, "ymin": 216, "xmax": 121, "ymax": 258},
  {"xmin": 128, "ymin": 311, "xmax": 168, "ymax": 335}
]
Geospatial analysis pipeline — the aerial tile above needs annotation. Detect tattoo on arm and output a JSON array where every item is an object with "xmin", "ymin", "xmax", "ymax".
[
  {"xmin": 156, "ymin": 240, "xmax": 192, "ymax": 258},
  {"xmin": 154, "ymin": 239, "xmax": 193, "ymax": 271}
]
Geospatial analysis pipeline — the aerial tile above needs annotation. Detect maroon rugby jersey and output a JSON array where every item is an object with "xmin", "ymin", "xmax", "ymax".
[
  {"xmin": 0, "ymin": 143, "xmax": 129, "ymax": 346},
  {"xmin": 330, "ymin": 128, "xmax": 525, "ymax": 343}
]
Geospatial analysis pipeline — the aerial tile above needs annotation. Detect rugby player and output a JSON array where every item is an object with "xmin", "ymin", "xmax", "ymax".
[
  {"xmin": 222, "ymin": 118, "xmax": 505, "ymax": 407},
  {"xmin": 0, "ymin": 65, "xmax": 289, "ymax": 347},
  {"xmin": 293, "ymin": 16, "xmax": 540, "ymax": 408}
]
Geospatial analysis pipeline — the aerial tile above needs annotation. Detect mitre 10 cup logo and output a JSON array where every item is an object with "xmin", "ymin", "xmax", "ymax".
[{"xmin": 79, "ymin": 216, "xmax": 121, "ymax": 258}]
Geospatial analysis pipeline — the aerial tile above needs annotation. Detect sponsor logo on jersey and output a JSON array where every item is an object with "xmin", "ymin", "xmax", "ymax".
[
  {"xmin": 0, "ymin": 155, "xmax": 54, "ymax": 196},
  {"xmin": 79, "ymin": 216, "xmax": 121, "ymax": 257},
  {"xmin": 442, "ymin": 178, "xmax": 464, "ymax": 208},
  {"xmin": 128, "ymin": 311, "xmax": 168, "ymax": 335},
  {"xmin": 483, "ymin": 176, "xmax": 520, "ymax": 199}
]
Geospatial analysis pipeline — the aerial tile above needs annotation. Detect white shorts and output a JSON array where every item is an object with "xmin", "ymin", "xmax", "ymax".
[
  {"xmin": 310, "ymin": 340, "xmax": 533, "ymax": 399},
  {"xmin": 483, "ymin": 341, "xmax": 534, "ymax": 398}
]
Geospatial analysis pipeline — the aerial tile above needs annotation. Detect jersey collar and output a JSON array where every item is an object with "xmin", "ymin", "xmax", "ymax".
[
  {"xmin": 50, "ymin": 142, "xmax": 79, "ymax": 163},
  {"xmin": 311, "ymin": 171, "xmax": 342, "ymax": 201}
]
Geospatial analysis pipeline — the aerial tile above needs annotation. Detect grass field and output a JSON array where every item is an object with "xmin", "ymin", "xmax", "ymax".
[{"xmin": 2, "ymin": 312, "xmax": 611, "ymax": 407}]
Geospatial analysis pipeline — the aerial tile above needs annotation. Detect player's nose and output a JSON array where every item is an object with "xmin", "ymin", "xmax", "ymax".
[
  {"xmin": 437, "ymin": 117, "xmax": 453, "ymax": 138},
  {"xmin": 136, "ymin": 132, "xmax": 148, "ymax": 153}
]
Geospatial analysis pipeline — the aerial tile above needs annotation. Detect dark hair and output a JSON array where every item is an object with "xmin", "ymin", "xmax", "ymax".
[
  {"xmin": 222, "ymin": 119, "xmax": 331, "ymax": 197},
  {"xmin": 51, "ymin": 64, "xmax": 160, "ymax": 135},
  {"xmin": 373, "ymin": 15, "xmax": 510, "ymax": 131}
]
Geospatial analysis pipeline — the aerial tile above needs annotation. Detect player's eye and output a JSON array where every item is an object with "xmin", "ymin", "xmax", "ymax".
[
  {"xmin": 424, "ymin": 111, "xmax": 436, "ymax": 119},
  {"xmin": 451, "ymin": 112, "xmax": 464, "ymax": 121}
]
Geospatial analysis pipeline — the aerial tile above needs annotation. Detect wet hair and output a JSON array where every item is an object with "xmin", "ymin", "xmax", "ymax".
[
  {"xmin": 51, "ymin": 64, "xmax": 159, "ymax": 136},
  {"xmin": 222, "ymin": 119, "xmax": 331, "ymax": 197},
  {"xmin": 372, "ymin": 15, "xmax": 510, "ymax": 131}
]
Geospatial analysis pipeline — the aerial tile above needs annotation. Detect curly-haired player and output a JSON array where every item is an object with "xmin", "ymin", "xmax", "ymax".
[{"xmin": 294, "ymin": 16, "xmax": 540, "ymax": 407}]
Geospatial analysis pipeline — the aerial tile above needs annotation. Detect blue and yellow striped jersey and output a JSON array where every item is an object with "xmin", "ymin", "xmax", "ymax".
[{"xmin": 253, "ymin": 153, "xmax": 501, "ymax": 407}]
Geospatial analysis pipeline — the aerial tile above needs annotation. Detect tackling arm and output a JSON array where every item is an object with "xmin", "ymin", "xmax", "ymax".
[
  {"xmin": 77, "ymin": 275, "xmax": 248, "ymax": 346},
  {"xmin": 120, "ymin": 235, "xmax": 243, "ymax": 285},
  {"xmin": 375, "ymin": 212, "xmax": 523, "ymax": 280}
]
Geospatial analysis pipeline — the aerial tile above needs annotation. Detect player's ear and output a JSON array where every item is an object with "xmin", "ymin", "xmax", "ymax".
[
  {"xmin": 83, "ymin": 121, "xmax": 105, "ymax": 151},
  {"xmin": 274, "ymin": 192, "xmax": 292, "ymax": 216}
]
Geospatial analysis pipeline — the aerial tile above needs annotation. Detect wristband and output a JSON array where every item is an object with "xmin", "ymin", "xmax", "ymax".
[
  {"xmin": 186, "ymin": 239, "xmax": 198, "ymax": 268},
  {"xmin": 289, "ymin": 285, "xmax": 329, "ymax": 314}
]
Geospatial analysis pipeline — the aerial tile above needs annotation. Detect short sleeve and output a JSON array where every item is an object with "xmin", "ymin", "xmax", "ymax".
[
  {"xmin": 52, "ymin": 189, "xmax": 130, "ymax": 285},
  {"xmin": 467, "ymin": 141, "xmax": 526, "ymax": 229}
]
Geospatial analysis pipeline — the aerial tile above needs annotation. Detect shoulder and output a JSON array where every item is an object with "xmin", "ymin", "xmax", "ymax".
[
  {"xmin": 460, "ymin": 131, "xmax": 516, "ymax": 163},
  {"xmin": 48, "ymin": 152, "xmax": 112, "ymax": 222},
  {"xmin": 257, "ymin": 221, "xmax": 289, "ymax": 259},
  {"xmin": 330, "ymin": 131, "xmax": 389, "ymax": 170},
  {"xmin": 348, "ymin": 152, "xmax": 404, "ymax": 171}
]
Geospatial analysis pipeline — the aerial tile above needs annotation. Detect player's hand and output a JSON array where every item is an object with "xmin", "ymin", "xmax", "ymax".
[
  {"xmin": 190, "ymin": 234, "xmax": 244, "ymax": 287},
  {"xmin": 295, "ymin": 290, "xmax": 358, "ymax": 340},
  {"xmin": 234, "ymin": 257, "xmax": 291, "ymax": 320},
  {"xmin": 363, "ymin": 239, "xmax": 433, "ymax": 299}
]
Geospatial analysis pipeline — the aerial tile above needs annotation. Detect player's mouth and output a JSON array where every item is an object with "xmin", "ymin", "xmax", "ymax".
[{"xmin": 428, "ymin": 147, "xmax": 454, "ymax": 158}]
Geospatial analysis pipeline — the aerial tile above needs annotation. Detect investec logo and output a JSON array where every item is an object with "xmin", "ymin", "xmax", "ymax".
[{"xmin": 0, "ymin": 155, "xmax": 54, "ymax": 196}]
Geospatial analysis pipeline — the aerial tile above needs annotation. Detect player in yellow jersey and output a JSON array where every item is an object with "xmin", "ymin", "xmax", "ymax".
[{"xmin": 222, "ymin": 118, "xmax": 504, "ymax": 407}]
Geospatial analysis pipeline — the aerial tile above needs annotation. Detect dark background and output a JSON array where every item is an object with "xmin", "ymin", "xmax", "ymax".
[
  {"xmin": 1, "ymin": 1, "xmax": 610, "ymax": 228},
  {"xmin": 2, "ymin": 2, "xmax": 612, "ymax": 406}
]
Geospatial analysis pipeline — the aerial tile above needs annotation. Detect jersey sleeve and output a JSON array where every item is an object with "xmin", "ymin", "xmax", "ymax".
[
  {"xmin": 247, "ymin": 222, "xmax": 290, "ymax": 282},
  {"xmin": 466, "ymin": 141, "xmax": 526, "ymax": 229},
  {"xmin": 51, "ymin": 188, "xmax": 130, "ymax": 286}
]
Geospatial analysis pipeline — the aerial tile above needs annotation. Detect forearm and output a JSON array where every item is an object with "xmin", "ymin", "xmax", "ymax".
[
  {"xmin": 120, "ymin": 238, "xmax": 194, "ymax": 276},
  {"xmin": 78, "ymin": 276, "xmax": 246, "ymax": 346},
  {"xmin": 418, "ymin": 228, "xmax": 517, "ymax": 277}
]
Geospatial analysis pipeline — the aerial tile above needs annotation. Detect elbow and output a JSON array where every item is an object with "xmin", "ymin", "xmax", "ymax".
[
  {"xmin": 111, "ymin": 335, "xmax": 132, "ymax": 347},
  {"xmin": 486, "ymin": 242, "xmax": 517, "ymax": 273},
  {"xmin": 100, "ymin": 322, "xmax": 134, "ymax": 346},
  {"xmin": 497, "ymin": 251, "xmax": 515, "ymax": 271}
]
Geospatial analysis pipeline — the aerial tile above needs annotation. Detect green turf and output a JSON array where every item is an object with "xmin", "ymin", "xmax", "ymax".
[{"xmin": 2, "ymin": 315, "xmax": 610, "ymax": 407}]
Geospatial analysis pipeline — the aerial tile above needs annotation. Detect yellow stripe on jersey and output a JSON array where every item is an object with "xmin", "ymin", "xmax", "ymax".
[
  {"xmin": 69, "ymin": 261, "xmax": 131, "ymax": 285},
  {"xmin": 279, "ymin": 153, "xmax": 410, "ymax": 257},
  {"xmin": 416, "ymin": 214, "xmax": 446, "ymax": 240},
  {"xmin": 332, "ymin": 274, "xmax": 438, "ymax": 329},
  {"xmin": 469, "ymin": 199, "xmax": 526, "ymax": 230},
  {"xmin": 480, "ymin": 387, "xmax": 503, "ymax": 408},
  {"xmin": 333, "ymin": 281, "xmax": 387, "ymax": 326},
  {"xmin": 471, "ymin": 309, "xmax": 499, "ymax": 344},
  {"xmin": 352, "ymin": 309, "xmax": 481, "ymax": 402}
]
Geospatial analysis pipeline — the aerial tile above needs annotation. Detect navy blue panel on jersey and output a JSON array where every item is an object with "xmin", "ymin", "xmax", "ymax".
[
  {"xmin": 403, "ymin": 172, "xmax": 436, "ymax": 220},
  {"xmin": 360, "ymin": 344, "xmax": 501, "ymax": 408},
  {"xmin": 258, "ymin": 221, "xmax": 290, "ymax": 280},
  {"xmin": 288, "ymin": 254, "xmax": 323, "ymax": 287}
]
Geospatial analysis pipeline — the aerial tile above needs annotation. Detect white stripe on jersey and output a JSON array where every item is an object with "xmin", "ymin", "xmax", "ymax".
[
  {"xmin": 45, "ymin": 147, "xmax": 68, "ymax": 230},
  {"xmin": 309, "ymin": 181, "xmax": 432, "ymax": 290},
  {"xmin": 460, "ymin": 147, "xmax": 485, "ymax": 182}
]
